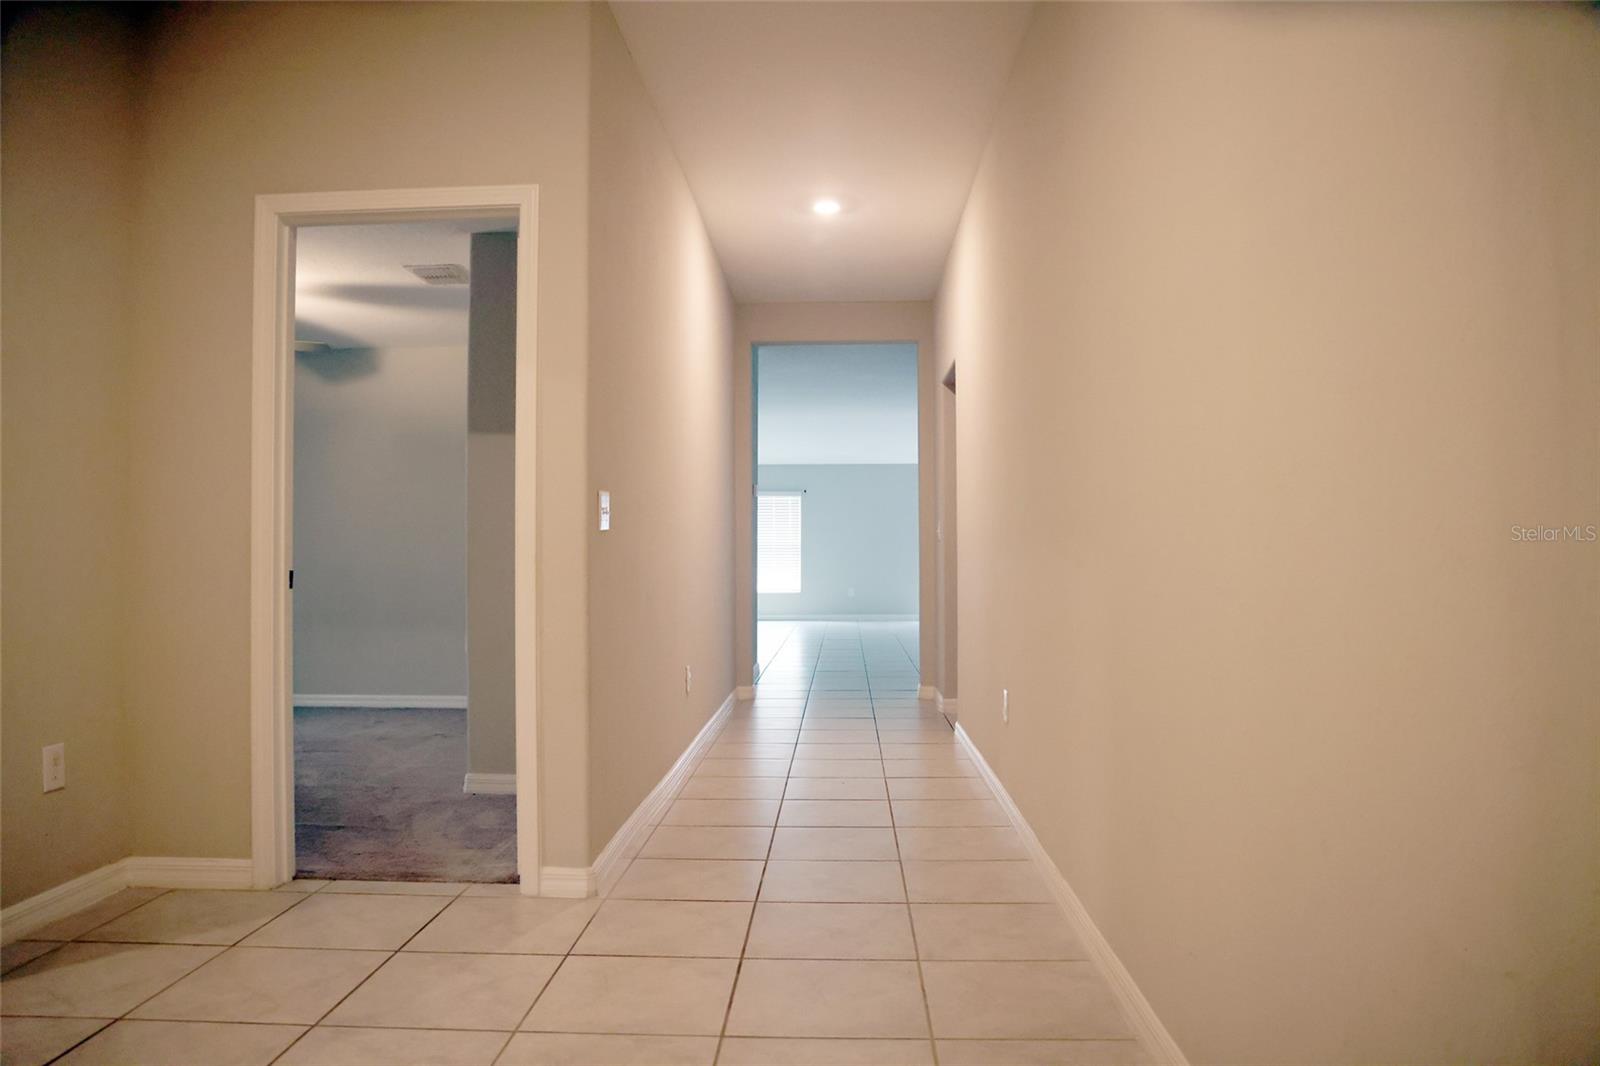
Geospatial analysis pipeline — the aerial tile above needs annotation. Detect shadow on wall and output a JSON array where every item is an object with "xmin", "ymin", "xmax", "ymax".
[{"xmin": 296, "ymin": 346, "xmax": 379, "ymax": 383}]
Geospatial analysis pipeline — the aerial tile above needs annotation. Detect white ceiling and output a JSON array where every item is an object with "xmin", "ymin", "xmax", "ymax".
[
  {"xmin": 294, "ymin": 218, "xmax": 516, "ymax": 349},
  {"xmin": 758, "ymin": 344, "xmax": 918, "ymax": 465},
  {"xmin": 611, "ymin": 1, "xmax": 1033, "ymax": 304}
]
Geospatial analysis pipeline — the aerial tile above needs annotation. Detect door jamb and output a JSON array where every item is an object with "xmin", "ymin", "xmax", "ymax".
[{"xmin": 249, "ymin": 185, "xmax": 540, "ymax": 892}]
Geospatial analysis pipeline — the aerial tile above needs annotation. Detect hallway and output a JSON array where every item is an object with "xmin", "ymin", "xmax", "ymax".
[{"xmin": 0, "ymin": 621, "xmax": 1140, "ymax": 1066}]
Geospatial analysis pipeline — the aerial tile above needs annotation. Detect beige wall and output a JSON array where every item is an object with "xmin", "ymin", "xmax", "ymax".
[
  {"xmin": 586, "ymin": 5, "xmax": 736, "ymax": 858},
  {"xmin": 124, "ymin": 3, "xmax": 595, "ymax": 866},
  {"xmin": 467, "ymin": 232, "xmax": 518, "ymax": 777},
  {"xmin": 0, "ymin": 6, "xmax": 139, "ymax": 906},
  {"xmin": 936, "ymin": 4, "xmax": 1600, "ymax": 1062},
  {"xmin": 935, "ymin": 379, "xmax": 958, "ymax": 701},
  {"xmin": 733, "ymin": 303, "xmax": 938, "ymax": 687}
]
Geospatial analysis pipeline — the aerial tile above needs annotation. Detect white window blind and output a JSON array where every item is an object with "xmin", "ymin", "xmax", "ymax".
[{"xmin": 756, "ymin": 492, "xmax": 803, "ymax": 594}]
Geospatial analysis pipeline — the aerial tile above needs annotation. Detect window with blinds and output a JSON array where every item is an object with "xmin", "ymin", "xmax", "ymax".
[{"xmin": 756, "ymin": 492, "xmax": 803, "ymax": 594}]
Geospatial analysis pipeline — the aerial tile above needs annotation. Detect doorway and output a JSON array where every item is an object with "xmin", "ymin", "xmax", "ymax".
[
  {"xmin": 249, "ymin": 187, "xmax": 540, "ymax": 892},
  {"xmin": 291, "ymin": 219, "xmax": 515, "ymax": 883},
  {"xmin": 752, "ymin": 343, "xmax": 921, "ymax": 691}
]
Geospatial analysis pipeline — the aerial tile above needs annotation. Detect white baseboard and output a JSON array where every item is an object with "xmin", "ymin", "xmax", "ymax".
[
  {"xmin": 124, "ymin": 856, "xmax": 254, "ymax": 890},
  {"xmin": 735, "ymin": 685, "xmax": 756, "ymax": 699},
  {"xmin": 758, "ymin": 614, "xmax": 917, "ymax": 622},
  {"xmin": 463, "ymin": 772, "xmax": 516, "ymax": 795},
  {"xmin": 293, "ymin": 694, "xmax": 468, "ymax": 710},
  {"xmin": 2, "ymin": 856, "xmax": 256, "ymax": 944},
  {"xmin": 538, "ymin": 866, "xmax": 595, "ymax": 899},
  {"xmin": 1, "ymin": 860, "xmax": 129, "ymax": 944},
  {"xmin": 589, "ymin": 690, "xmax": 738, "ymax": 897},
  {"xmin": 917, "ymin": 684, "xmax": 938, "ymax": 700},
  {"xmin": 954, "ymin": 724, "xmax": 1189, "ymax": 1066},
  {"xmin": 935, "ymin": 691, "xmax": 959, "ymax": 721}
]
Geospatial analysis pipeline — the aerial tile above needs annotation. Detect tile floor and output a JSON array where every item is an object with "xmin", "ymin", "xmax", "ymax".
[{"xmin": 2, "ymin": 622, "xmax": 1146, "ymax": 1065}]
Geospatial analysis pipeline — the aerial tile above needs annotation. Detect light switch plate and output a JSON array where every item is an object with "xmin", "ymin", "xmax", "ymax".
[
  {"xmin": 43, "ymin": 743, "xmax": 65, "ymax": 792},
  {"xmin": 598, "ymin": 490, "xmax": 611, "ymax": 531}
]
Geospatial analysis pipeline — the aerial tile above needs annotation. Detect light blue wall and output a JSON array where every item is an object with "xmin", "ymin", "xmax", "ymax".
[{"xmin": 757, "ymin": 464, "xmax": 918, "ymax": 618}]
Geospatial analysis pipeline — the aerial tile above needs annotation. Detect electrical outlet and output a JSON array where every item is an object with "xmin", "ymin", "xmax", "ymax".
[
  {"xmin": 42, "ymin": 743, "xmax": 65, "ymax": 792},
  {"xmin": 685, "ymin": 665, "xmax": 693, "ymax": 695},
  {"xmin": 1001, "ymin": 688, "xmax": 1009, "ymax": 725}
]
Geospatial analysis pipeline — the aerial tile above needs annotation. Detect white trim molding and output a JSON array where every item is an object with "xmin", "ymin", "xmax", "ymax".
[
  {"xmin": 2, "ymin": 857, "xmax": 257, "ymax": 944},
  {"xmin": 954, "ymin": 724, "xmax": 1190, "ymax": 1066},
  {"xmin": 934, "ymin": 691, "xmax": 959, "ymax": 722},
  {"xmin": 294, "ymin": 694, "xmax": 468, "ymax": 710},
  {"xmin": 917, "ymin": 684, "xmax": 939, "ymax": 700},
  {"xmin": 251, "ymin": 185, "xmax": 540, "ymax": 894},
  {"xmin": 463, "ymin": 773, "xmax": 516, "ymax": 795},
  {"xmin": 538, "ymin": 867, "xmax": 596, "ymax": 899},
  {"xmin": 589, "ymin": 691, "xmax": 738, "ymax": 897},
  {"xmin": 532, "ymin": 690, "xmax": 738, "ymax": 899},
  {"xmin": 735, "ymin": 685, "xmax": 756, "ymax": 700}
]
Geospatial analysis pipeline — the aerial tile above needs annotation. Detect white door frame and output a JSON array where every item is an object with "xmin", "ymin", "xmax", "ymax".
[{"xmin": 249, "ymin": 185, "xmax": 540, "ymax": 891}]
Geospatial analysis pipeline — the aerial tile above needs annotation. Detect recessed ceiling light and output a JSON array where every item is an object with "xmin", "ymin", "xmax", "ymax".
[{"xmin": 812, "ymin": 198, "xmax": 842, "ymax": 216}]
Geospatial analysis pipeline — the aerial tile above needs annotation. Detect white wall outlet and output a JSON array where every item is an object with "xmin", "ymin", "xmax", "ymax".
[
  {"xmin": 685, "ymin": 665, "xmax": 693, "ymax": 694},
  {"xmin": 1001, "ymin": 688, "xmax": 1009, "ymax": 725},
  {"xmin": 42, "ymin": 743, "xmax": 66, "ymax": 792}
]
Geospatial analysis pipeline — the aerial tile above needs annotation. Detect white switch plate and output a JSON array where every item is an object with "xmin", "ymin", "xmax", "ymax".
[
  {"xmin": 42, "ymin": 743, "xmax": 65, "ymax": 792},
  {"xmin": 685, "ymin": 665, "xmax": 693, "ymax": 694},
  {"xmin": 1001, "ymin": 688, "xmax": 1009, "ymax": 725},
  {"xmin": 598, "ymin": 490, "xmax": 611, "ymax": 532}
]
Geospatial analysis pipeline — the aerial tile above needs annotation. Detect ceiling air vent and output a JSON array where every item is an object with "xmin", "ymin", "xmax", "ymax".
[{"xmin": 403, "ymin": 263, "xmax": 470, "ymax": 285}]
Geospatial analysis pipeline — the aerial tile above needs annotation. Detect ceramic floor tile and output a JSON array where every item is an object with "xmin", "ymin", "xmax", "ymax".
[
  {"xmin": 936, "ymin": 1039, "xmax": 1151, "ymax": 1065},
  {"xmin": 717, "ymin": 1037, "xmax": 933, "ymax": 1065},
  {"xmin": 902, "ymin": 862, "xmax": 1052, "ymax": 903},
  {"xmin": 55, "ymin": 1020, "xmax": 304, "ymax": 1066},
  {"xmin": 912, "ymin": 904, "xmax": 1085, "ymax": 960},
  {"xmin": 402, "ymin": 896, "xmax": 599, "ymax": 954},
  {"xmin": 641, "ymin": 825, "xmax": 773, "ymax": 860},
  {"xmin": 324, "ymin": 952, "xmax": 559, "ymax": 1030},
  {"xmin": 891, "ymin": 800, "xmax": 1009, "ymax": 827},
  {"xmin": 275, "ymin": 1027, "xmax": 510, "ymax": 1066},
  {"xmin": 278, "ymin": 880, "xmax": 330, "ymax": 893},
  {"xmin": 897, "ymin": 828, "xmax": 1027, "ymax": 861},
  {"xmin": 788, "ymin": 760, "xmax": 885, "ymax": 779},
  {"xmin": 887, "ymin": 778, "xmax": 992, "ymax": 800},
  {"xmin": 692, "ymin": 759, "xmax": 792, "ymax": 778},
  {"xmin": 498, "ymin": 1033, "xmax": 717, "ymax": 1065},
  {"xmin": 769, "ymin": 828, "xmax": 899, "ymax": 861},
  {"xmin": 521, "ymin": 956, "xmax": 737, "ymax": 1035},
  {"xmin": 881, "ymin": 744, "xmax": 962, "ymax": 759},
  {"xmin": 1, "ymin": 941, "xmax": 61, "ymax": 975},
  {"xmin": 677, "ymin": 777, "xmax": 787, "ymax": 800},
  {"xmin": 759, "ymin": 861, "xmax": 905, "ymax": 903},
  {"xmin": 922, "ymin": 962, "xmax": 1132, "ymax": 1039},
  {"xmin": 1, "ymin": 942, "xmax": 222, "ymax": 1018},
  {"xmin": 793, "ymin": 744, "xmax": 881, "ymax": 760},
  {"xmin": 745, "ymin": 903, "xmax": 914, "ymax": 960},
  {"xmin": 883, "ymin": 760, "xmax": 977, "ymax": 778},
  {"xmin": 28, "ymin": 889, "xmax": 169, "ymax": 942},
  {"xmin": 662, "ymin": 799, "xmax": 781, "ymax": 826},
  {"xmin": 779, "ymin": 800, "xmax": 892, "ymax": 827},
  {"xmin": 781, "ymin": 778, "xmax": 887, "ymax": 801},
  {"xmin": 572, "ymin": 900, "xmax": 752, "ymax": 957},
  {"xmin": 240, "ymin": 893, "xmax": 448, "ymax": 950},
  {"xmin": 320, "ymin": 881, "xmax": 467, "ymax": 896},
  {"xmin": 460, "ymin": 883, "xmax": 525, "ymax": 897},
  {"xmin": 0, "ymin": 1017, "xmax": 110, "ymax": 1066},
  {"xmin": 81, "ymin": 891, "xmax": 303, "ymax": 946},
  {"xmin": 130, "ymin": 947, "xmax": 382, "ymax": 1025},
  {"xmin": 610, "ymin": 859, "xmax": 764, "ymax": 901},
  {"xmin": 726, "ymin": 959, "xmax": 928, "ymax": 1038},
  {"xmin": 712, "ymin": 745, "xmax": 797, "ymax": 760}
]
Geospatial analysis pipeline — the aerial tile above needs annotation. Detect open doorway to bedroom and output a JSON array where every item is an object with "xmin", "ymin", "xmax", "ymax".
[
  {"xmin": 753, "ymin": 342, "xmax": 921, "ymax": 698},
  {"xmin": 290, "ymin": 218, "xmax": 518, "ymax": 884}
]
